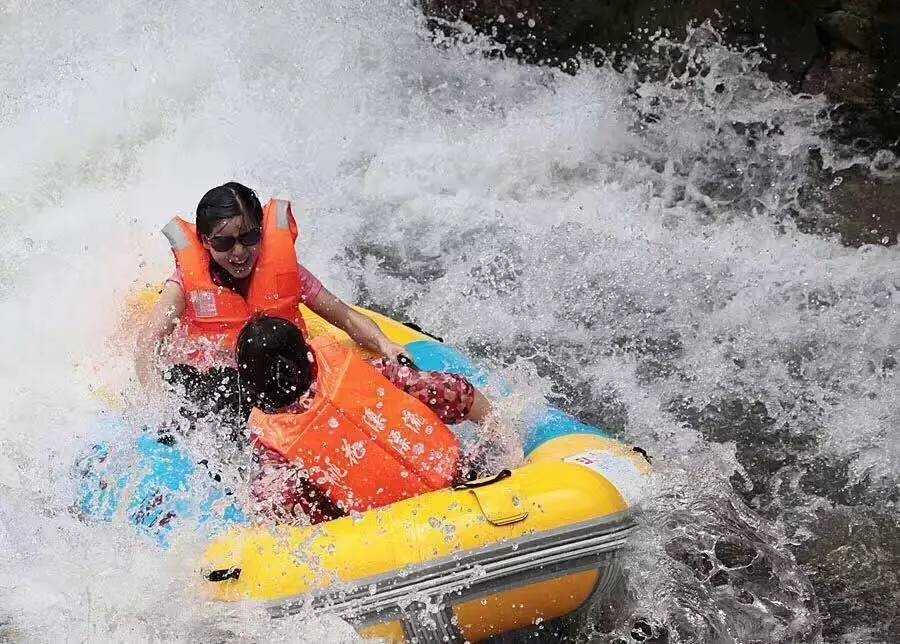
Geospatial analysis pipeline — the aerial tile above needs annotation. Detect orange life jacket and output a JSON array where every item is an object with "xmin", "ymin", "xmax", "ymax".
[
  {"xmin": 161, "ymin": 199, "xmax": 307, "ymax": 367},
  {"xmin": 249, "ymin": 337, "xmax": 462, "ymax": 514}
]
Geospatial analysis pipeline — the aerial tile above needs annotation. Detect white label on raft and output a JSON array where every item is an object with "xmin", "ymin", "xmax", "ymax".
[{"xmin": 564, "ymin": 450, "xmax": 644, "ymax": 506}]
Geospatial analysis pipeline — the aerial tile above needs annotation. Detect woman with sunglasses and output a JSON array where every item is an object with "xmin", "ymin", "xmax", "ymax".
[{"xmin": 134, "ymin": 182, "xmax": 409, "ymax": 427}]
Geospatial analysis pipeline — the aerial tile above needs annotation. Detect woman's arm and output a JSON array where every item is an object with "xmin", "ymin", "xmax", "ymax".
[
  {"xmin": 135, "ymin": 282, "xmax": 185, "ymax": 393},
  {"xmin": 466, "ymin": 389, "xmax": 492, "ymax": 424},
  {"xmin": 369, "ymin": 359, "xmax": 493, "ymax": 425},
  {"xmin": 307, "ymin": 287, "xmax": 410, "ymax": 362}
]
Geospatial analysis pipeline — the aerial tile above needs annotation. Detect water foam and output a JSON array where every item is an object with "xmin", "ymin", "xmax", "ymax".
[{"xmin": 1, "ymin": 1, "xmax": 896, "ymax": 641}]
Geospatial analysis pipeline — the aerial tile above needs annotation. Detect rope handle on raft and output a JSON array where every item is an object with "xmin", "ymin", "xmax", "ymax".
[
  {"xmin": 397, "ymin": 354, "xmax": 419, "ymax": 371},
  {"xmin": 452, "ymin": 469, "xmax": 512, "ymax": 490},
  {"xmin": 401, "ymin": 321, "xmax": 444, "ymax": 343},
  {"xmin": 206, "ymin": 567, "xmax": 241, "ymax": 582}
]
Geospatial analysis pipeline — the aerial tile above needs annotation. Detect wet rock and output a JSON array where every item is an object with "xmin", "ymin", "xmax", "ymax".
[
  {"xmin": 877, "ymin": 0, "xmax": 900, "ymax": 127},
  {"xmin": 420, "ymin": 0, "xmax": 899, "ymax": 147},
  {"xmin": 796, "ymin": 146, "xmax": 900, "ymax": 246},
  {"xmin": 819, "ymin": 10, "xmax": 875, "ymax": 52},
  {"xmin": 841, "ymin": 0, "xmax": 882, "ymax": 24},
  {"xmin": 424, "ymin": 1, "xmax": 805, "ymax": 69},
  {"xmin": 825, "ymin": 169, "xmax": 900, "ymax": 246},
  {"xmin": 831, "ymin": 48, "xmax": 879, "ymax": 104}
]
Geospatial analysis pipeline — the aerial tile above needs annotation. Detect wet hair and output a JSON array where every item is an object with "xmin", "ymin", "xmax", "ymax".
[
  {"xmin": 196, "ymin": 182, "xmax": 263, "ymax": 237},
  {"xmin": 237, "ymin": 316, "xmax": 314, "ymax": 411}
]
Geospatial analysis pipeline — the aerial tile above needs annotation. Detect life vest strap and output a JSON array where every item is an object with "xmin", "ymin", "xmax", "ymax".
[
  {"xmin": 162, "ymin": 219, "xmax": 191, "ymax": 250},
  {"xmin": 273, "ymin": 200, "xmax": 291, "ymax": 229}
]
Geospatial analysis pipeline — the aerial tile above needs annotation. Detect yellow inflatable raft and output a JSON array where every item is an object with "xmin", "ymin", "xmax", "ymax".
[
  {"xmin": 97, "ymin": 289, "xmax": 650, "ymax": 641},
  {"xmin": 198, "ymin": 306, "xmax": 650, "ymax": 642}
]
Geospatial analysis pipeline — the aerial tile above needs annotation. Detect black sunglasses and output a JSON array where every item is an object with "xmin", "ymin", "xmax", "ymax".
[{"xmin": 207, "ymin": 228, "xmax": 262, "ymax": 252}]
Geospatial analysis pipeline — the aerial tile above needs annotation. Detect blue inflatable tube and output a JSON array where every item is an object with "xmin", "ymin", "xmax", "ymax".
[{"xmin": 77, "ymin": 340, "xmax": 607, "ymax": 547}]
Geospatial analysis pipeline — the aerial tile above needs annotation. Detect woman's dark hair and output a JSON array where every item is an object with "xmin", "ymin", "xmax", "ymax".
[
  {"xmin": 237, "ymin": 316, "xmax": 314, "ymax": 411},
  {"xmin": 196, "ymin": 182, "xmax": 263, "ymax": 237}
]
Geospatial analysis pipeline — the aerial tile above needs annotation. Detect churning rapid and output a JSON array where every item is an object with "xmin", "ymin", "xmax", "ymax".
[{"xmin": 0, "ymin": 1, "xmax": 897, "ymax": 642}]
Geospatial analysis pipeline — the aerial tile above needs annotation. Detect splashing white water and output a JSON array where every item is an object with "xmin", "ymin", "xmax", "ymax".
[{"xmin": 1, "ymin": 1, "xmax": 897, "ymax": 642}]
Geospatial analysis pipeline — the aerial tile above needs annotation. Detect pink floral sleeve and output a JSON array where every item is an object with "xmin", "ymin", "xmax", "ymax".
[
  {"xmin": 368, "ymin": 360, "xmax": 475, "ymax": 424},
  {"xmin": 295, "ymin": 263, "xmax": 323, "ymax": 304}
]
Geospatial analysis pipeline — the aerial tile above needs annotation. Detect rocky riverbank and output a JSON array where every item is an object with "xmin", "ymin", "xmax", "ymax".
[{"xmin": 421, "ymin": 0, "xmax": 900, "ymax": 246}]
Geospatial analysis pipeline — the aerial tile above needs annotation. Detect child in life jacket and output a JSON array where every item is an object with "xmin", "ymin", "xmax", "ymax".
[
  {"xmin": 235, "ymin": 316, "xmax": 492, "ymax": 525},
  {"xmin": 135, "ymin": 182, "xmax": 410, "ymax": 437}
]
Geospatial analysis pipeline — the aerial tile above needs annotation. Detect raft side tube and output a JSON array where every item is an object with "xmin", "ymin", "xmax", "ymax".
[
  {"xmin": 200, "ymin": 450, "xmax": 640, "ymax": 640},
  {"xmin": 260, "ymin": 513, "xmax": 635, "ymax": 623},
  {"xmin": 201, "ymin": 458, "xmax": 629, "ymax": 599}
]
